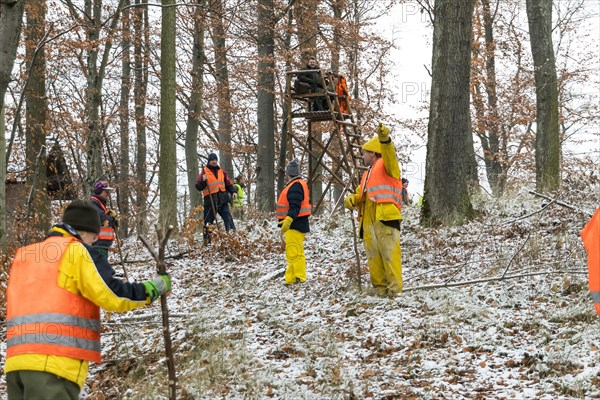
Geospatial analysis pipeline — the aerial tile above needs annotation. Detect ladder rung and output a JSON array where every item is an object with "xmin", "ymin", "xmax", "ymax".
[
  {"xmin": 350, "ymin": 143, "xmax": 362, "ymax": 149},
  {"xmin": 292, "ymin": 111, "xmax": 334, "ymax": 121},
  {"xmin": 336, "ymin": 120, "xmax": 357, "ymax": 127}
]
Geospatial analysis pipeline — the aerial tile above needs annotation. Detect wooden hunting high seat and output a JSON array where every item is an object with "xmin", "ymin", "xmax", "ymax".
[{"xmin": 285, "ymin": 69, "xmax": 366, "ymax": 213}]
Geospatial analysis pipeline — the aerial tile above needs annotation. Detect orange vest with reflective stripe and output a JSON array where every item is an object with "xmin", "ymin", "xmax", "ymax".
[
  {"xmin": 360, "ymin": 158, "xmax": 403, "ymax": 209},
  {"xmin": 581, "ymin": 207, "xmax": 600, "ymax": 316},
  {"xmin": 276, "ymin": 178, "xmax": 312, "ymax": 220},
  {"xmin": 6, "ymin": 236, "xmax": 102, "ymax": 363},
  {"xmin": 202, "ymin": 167, "xmax": 226, "ymax": 197},
  {"xmin": 90, "ymin": 196, "xmax": 114, "ymax": 242}
]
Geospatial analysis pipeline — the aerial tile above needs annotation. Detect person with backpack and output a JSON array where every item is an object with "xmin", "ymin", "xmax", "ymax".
[
  {"xmin": 4, "ymin": 200, "xmax": 171, "ymax": 400},
  {"xmin": 344, "ymin": 123, "xmax": 404, "ymax": 295},
  {"xmin": 195, "ymin": 153, "xmax": 237, "ymax": 243},
  {"xmin": 277, "ymin": 158, "xmax": 312, "ymax": 285}
]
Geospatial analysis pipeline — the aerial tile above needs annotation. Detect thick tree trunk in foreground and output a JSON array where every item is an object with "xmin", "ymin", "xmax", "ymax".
[{"xmin": 421, "ymin": 0, "xmax": 476, "ymax": 226}]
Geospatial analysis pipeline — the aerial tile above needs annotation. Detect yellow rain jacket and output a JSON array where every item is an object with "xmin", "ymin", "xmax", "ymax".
[
  {"xmin": 345, "ymin": 133, "xmax": 403, "ymax": 293},
  {"xmin": 5, "ymin": 226, "xmax": 150, "ymax": 388}
]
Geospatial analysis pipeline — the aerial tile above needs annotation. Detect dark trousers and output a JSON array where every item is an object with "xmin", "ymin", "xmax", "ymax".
[
  {"xmin": 204, "ymin": 202, "xmax": 236, "ymax": 231},
  {"xmin": 7, "ymin": 370, "xmax": 80, "ymax": 400}
]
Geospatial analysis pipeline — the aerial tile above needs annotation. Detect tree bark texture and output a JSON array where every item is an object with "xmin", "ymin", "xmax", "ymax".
[
  {"xmin": 25, "ymin": 0, "xmax": 50, "ymax": 238},
  {"xmin": 184, "ymin": 0, "xmax": 206, "ymax": 212},
  {"xmin": 256, "ymin": 0, "xmax": 276, "ymax": 211},
  {"xmin": 133, "ymin": 0, "xmax": 149, "ymax": 235},
  {"xmin": 0, "ymin": 107, "xmax": 6, "ymax": 253},
  {"xmin": 0, "ymin": 0, "xmax": 24, "ymax": 113},
  {"xmin": 526, "ymin": 0, "xmax": 560, "ymax": 192},
  {"xmin": 83, "ymin": 0, "xmax": 103, "ymax": 189},
  {"xmin": 158, "ymin": 0, "xmax": 178, "ymax": 230},
  {"xmin": 209, "ymin": 0, "xmax": 234, "ymax": 178},
  {"xmin": 421, "ymin": 0, "xmax": 475, "ymax": 226},
  {"xmin": 119, "ymin": 0, "xmax": 131, "ymax": 234}
]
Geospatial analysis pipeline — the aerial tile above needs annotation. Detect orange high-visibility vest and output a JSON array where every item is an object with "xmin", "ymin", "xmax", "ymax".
[
  {"xmin": 581, "ymin": 207, "xmax": 600, "ymax": 317},
  {"xmin": 360, "ymin": 158, "xmax": 403, "ymax": 209},
  {"xmin": 276, "ymin": 178, "xmax": 312, "ymax": 221},
  {"xmin": 90, "ymin": 196, "xmax": 114, "ymax": 241},
  {"xmin": 336, "ymin": 75, "xmax": 350, "ymax": 114},
  {"xmin": 6, "ymin": 236, "xmax": 102, "ymax": 363},
  {"xmin": 202, "ymin": 167, "xmax": 226, "ymax": 197}
]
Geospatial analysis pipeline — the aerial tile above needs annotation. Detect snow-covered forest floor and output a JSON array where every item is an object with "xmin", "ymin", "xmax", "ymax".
[{"xmin": 2, "ymin": 188, "xmax": 600, "ymax": 399}]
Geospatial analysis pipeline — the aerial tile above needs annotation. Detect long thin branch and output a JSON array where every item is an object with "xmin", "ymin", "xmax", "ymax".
[
  {"xmin": 528, "ymin": 190, "xmax": 593, "ymax": 217},
  {"xmin": 404, "ymin": 270, "xmax": 586, "ymax": 293}
]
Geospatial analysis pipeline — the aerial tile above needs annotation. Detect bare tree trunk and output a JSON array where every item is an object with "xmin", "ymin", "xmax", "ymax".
[
  {"xmin": 134, "ymin": 0, "xmax": 148, "ymax": 235},
  {"xmin": 24, "ymin": 0, "xmax": 49, "ymax": 239},
  {"xmin": 0, "ymin": 107, "xmax": 6, "ymax": 253},
  {"xmin": 331, "ymin": 0, "xmax": 344, "ymax": 207},
  {"xmin": 481, "ymin": 0, "xmax": 503, "ymax": 194},
  {"xmin": 526, "ymin": 0, "xmax": 560, "ymax": 192},
  {"xmin": 119, "ymin": 0, "xmax": 131, "ymax": 234},
  {"xmin": 0, "ymin": 0, "xmax": 24, "ymax": 113},
  {"xmin": 184, "ymin": 0, "xmax": 206, "ymax": 212},
  {"xmin": 209, "ymin": 0, "xmax": 234, "ymax": 177},
  {"xmin": 158, "ymin": 0, "xmax": 178, "ymax": 230},
  {"xmin": 421, "ymin": 0, "xmax": 475, "ymax": 226},
  {"xmin": 256, "ymin": 0, "xmax": 275, "ymax": 211},
  {"xmin": 276, "ymin": 5, "xmax": 294, "ymax": 194},
  {"xmin": 295, "ymin": 0, "xmax": 322, "ymax": 206}
]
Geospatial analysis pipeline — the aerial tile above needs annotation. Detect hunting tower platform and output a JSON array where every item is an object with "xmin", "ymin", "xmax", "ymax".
[{"xmin": 285, "ymin": 69, "xmax": 367, "ymax": 213}]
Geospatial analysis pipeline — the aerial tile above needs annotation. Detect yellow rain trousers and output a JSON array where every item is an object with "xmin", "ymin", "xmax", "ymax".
[
  {"xmin": 362, "ymin": 208, "xmax": 403, "ymax": 294},
  {"xmin": 284, "ymin": 229, "xmax": 307, "ymax": 284}
]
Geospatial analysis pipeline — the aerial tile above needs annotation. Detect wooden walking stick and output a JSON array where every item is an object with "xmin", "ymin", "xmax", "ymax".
[{"xmin": 139, "ymin": 225, "xmax": 177, "ymax": 400}]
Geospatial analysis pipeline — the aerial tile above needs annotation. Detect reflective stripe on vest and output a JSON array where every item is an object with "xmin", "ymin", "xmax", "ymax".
[
  {"xmin": 360, "ymin": 158, "xmax": 403, "ymax": 209},
  {"xmin": 276, "ymin": 178, "xmax": 312, "ymax": 220},
  {"xmin": 99, "ymin": 226, "xmax": 114, "ymax": 241},
  {"xmin": 202, "ymin": 167, "xmax": 226, "ymax": 197},
  {"xmin": 6, "ymin": 236, "xmax": 102, "ymax": 363},
  {"xmin": 91, "ymin": 196, "xmax": 115, "ymax": 240}
]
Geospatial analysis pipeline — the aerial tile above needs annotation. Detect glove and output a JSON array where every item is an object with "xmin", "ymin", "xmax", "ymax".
[
  {"xmin": 107, "ymin": 209, "xmax": 120, "ymax": 228},
  {"xmin": 344, "ymin": 195, "xmax": 356, "ymax": 210},
  {"xmin": 280, "ymin": 216, "xmax": 293, "ymax": 234},
  {"xmin": 377, "ymin": 123, "xmax": 390, "ymax": 142},
  {"xmin": 143, "ymin": 274, "xmax": 171, "ymax": 303}
]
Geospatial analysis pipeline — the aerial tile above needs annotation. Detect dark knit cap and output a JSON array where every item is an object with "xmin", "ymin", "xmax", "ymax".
[
  {"xmin": 285, "ymin": 158, "xmax": 300, "ymax": 177},
  {"xmin": 63, "ymin": 200, "xmax": 101, "ymax": 234},
  {"xmin": 208, "ymin": 153, "xmax": 218, "ymax": 162}
]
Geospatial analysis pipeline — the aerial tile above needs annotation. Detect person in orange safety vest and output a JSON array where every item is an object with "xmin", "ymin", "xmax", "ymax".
[
  {"xmin": 195, "ymin": 152, "xmax": 238, "ymax": 244},
  {"xmin": 90, "ymin": 179, "xmax": 119, "ymax": 258},
  {"xmin": 344, "ymin": 123, "xmax": 403, "ymax": 295},
  {"xmin": 276, "ymin": 158, "xmax": 311, "ymax": 285},
  {"xmin": 4, "ymin": 199, "xmax": 171, "ymax": 400}
]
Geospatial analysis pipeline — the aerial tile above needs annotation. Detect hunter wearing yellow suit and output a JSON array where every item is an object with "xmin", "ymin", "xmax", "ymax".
[
  {"xmin": 5, "ymin": 200, "xmax": 171, "ymax": 400},
  {"xmin": 345, "ymin": 124, "xmax": 403, "ymax": 294}
]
